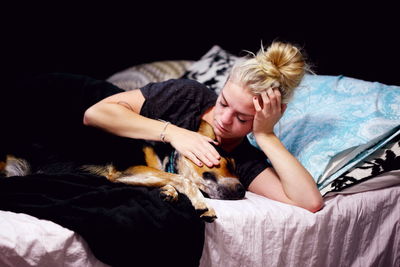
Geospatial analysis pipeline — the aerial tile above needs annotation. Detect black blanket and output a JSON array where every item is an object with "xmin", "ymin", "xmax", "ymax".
[
  {"xmin": 0, "ymin": 73, "xmax": 205, "ymax": 266},
  {"xmin": 0, "ymin": 173, "xmax": 205, "ymax": 267}
]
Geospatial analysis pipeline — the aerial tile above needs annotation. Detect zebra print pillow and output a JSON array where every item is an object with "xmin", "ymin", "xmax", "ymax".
[
  {"xmin": 321, "ymin": 133, "xmax": 400, "ymax": 197},
  {"xmin": 180, "ymin": 45, "xmax": 239, "ymax": 94}
]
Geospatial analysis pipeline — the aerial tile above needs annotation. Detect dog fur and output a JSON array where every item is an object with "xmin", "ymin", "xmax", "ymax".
[{"xmin": 0, "ymin": 120, "xmax": 245, "ymax": 222}]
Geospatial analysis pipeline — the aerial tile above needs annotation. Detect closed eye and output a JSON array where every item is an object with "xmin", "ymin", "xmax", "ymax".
[
  {"xmin": 237, "ymin": 116, "xmax": 248, "ymax": 123},
  {"xmin": 219, "ymin": 101, "xmax": 228, "ymax": 107}
]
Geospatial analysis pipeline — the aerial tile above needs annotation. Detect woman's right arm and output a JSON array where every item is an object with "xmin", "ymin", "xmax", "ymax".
[{"xmin": 83, "ymin": 89, "xmax": 220, "ymax": 167}]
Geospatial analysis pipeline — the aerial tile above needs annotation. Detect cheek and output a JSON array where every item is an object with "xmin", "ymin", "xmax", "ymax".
[{"xmin": 234, "ymin": 121, "xmax": 253, "ymax": 135}]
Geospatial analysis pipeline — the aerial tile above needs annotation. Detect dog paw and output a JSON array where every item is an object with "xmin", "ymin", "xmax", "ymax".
[
  {"xmin": 199, "ymin": 207, "xmax": 217, "ymax": 223},
  {"xmin": 159, "ymin": 185, "xmax": 179, "ymax": 202},
  {"xmin": 192, "ymin": 200, "xmax": 217, "ymax": 222}
]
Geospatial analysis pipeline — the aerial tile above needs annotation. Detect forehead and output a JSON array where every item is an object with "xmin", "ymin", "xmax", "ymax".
[{"xmin": 220, "ymin": 80, "xmax": 255, "ymax": 115}]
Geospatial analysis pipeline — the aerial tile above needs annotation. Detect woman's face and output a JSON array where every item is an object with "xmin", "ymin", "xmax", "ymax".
[{"xmin": 212, "ymin": 80, "xmax": 255, "ymax": 141}]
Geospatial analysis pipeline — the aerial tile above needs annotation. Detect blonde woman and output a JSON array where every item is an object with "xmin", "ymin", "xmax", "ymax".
[{"xmin": 84, "ymin": 41, "xmax": 323, "ymax": 212}]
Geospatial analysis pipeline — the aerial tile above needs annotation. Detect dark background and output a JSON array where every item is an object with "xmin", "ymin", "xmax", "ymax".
[{"xmin": 2, "ymin": 2, "xmax": 399, "ymax": 87}]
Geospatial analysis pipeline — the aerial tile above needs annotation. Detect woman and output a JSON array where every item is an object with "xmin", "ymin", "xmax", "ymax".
[{"xmin": 83, "ymin": 41, "xmax": 324, "ymax": 212}]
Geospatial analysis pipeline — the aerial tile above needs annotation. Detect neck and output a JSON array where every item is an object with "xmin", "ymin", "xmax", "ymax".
[{"xmin": 219, "ymin": 137, "xmax": 243, "ymax": 152}]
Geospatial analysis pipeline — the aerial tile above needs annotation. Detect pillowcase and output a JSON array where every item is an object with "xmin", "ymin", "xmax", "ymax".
[
  {"xmin": 180, "ymin": 45, "xmax": 239, "ymax": 94},
  {"xmin": 248, "ymin": 74, "xmax": 400, "ymax": 190},
  {"xmin": 107, "ymin": 60, "xmax": 194, "ymax": 91}
]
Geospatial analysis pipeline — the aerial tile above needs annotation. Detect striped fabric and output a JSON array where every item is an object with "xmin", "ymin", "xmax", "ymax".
[{"xmin": 107, "ymin": 60, "xmax": 194, "ymax": 91}]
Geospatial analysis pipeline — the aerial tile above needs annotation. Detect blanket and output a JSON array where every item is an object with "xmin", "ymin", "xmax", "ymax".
[{"xmin": 0, "ymin": 174, "xmax": 205, "ymax": 267}]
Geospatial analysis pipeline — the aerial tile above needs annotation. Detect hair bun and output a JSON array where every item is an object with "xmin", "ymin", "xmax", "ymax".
[{"xmin": 229, "ymin": 41, "xmax": 310, "ymax": 103}]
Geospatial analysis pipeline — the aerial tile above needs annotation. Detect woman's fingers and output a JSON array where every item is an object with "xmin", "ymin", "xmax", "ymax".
[
  {"xmin": 259, "ymin": 91, "xmax": 271, "ymax": 116},
  {"xmin": 267, "ymin": 87, "xmax": 282, "ymax": 113},
  {"xmin": 281, "ymin": 103, "xmax": 287, "ymax": 114},
  {"xmin": 253, "ymin": 96, "xmax": 262, "ymax": 111},
  {"xmin": 200, "ymin": 137, "xmax": 221, "ymax": 167},
  {"xmin": 185, "ymin": 152, "xmax": 204, "ymax": 167},
  {"xmin": 180, "ymin": 134, "xmax": 221, "ymax": 167}
]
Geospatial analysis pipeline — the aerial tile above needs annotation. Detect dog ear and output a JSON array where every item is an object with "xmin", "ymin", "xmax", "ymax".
[{"xmin": 198, "ymin": 120, "xmax": 216, "ymax": 140}]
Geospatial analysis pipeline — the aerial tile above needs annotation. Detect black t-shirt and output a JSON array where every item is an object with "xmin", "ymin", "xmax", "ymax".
[
  {"xmin": 140, "ymin": 79, "xmax": 271, "ymax": 188},
  {"xmin": 4, "ymin": 74, "xmax": 270, "ymax": 189}
]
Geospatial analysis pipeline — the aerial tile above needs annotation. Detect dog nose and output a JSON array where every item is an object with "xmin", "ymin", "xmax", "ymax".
[
  {"xmin": 222, "ymin": 183, "xmax": 245, "ymax": 200},
  {"xmin": 235, "ymin": 183, "xmax": 246, "ymax": 199}
]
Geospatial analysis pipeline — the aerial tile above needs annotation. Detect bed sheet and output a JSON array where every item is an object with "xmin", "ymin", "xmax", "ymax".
[
  {"xmin": 0, "ymin": 211, "xmax": 108, "ymax": 267},
  {"xmin": 1, "ymin": 175, "xmax": 398, "ymax": 267},
  {"xmin": 201, "ymin": 179, "xmax": 400, "ymax": 267}
]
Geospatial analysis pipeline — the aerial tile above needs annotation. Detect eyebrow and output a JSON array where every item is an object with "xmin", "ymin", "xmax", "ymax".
[{"xmin": 221, "ymin": 92, "xmax": 254, "ymax": 117}]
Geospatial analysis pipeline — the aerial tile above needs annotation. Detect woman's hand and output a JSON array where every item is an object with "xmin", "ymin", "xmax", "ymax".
[
  {"xmin": 252, "ymin": 87, "xmax": 287, "ymax": 137},
  {"xmin": 165, "ymin": 124, "xmax": 220, "ymax": 167}
]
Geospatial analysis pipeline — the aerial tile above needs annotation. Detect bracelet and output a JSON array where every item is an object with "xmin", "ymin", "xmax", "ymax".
[{"xmin": 159, "ymin": 120, "xmax": 170, "ymax": 143}]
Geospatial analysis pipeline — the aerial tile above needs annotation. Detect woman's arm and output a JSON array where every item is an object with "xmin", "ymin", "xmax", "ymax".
[
  {"xmin": 83, "ymin": 89, "xmax": 220, "ymax": 167},
  {"xmin": 248, "ymin": 88, "xmax": 323, "ymax": 212},
  {"xmin": 248, "ymin": 134, "xmax": 323, "ymax": 212}
]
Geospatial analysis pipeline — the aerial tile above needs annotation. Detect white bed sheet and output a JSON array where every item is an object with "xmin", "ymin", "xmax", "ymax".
[
  {"xmin": 0, "ymin": 211, "xmax": 108, "ymax": 267},
  {"xmin": 201, "ymin": 184, "xmax": 400, "ymax": 267},
  {"xmin": 1, "ymin": 180, "xmax": 399, "ymax": 267}
]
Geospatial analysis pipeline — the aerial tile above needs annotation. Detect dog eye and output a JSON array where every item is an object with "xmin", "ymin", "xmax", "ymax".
[{"xmin": 202, "ymin": 171, "xmax": 217, "ymax": 182}]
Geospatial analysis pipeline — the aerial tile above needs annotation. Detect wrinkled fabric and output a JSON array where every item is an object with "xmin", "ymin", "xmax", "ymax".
[
  {"xmin": 201, "ymin": 184, "xmax": 400, "ymax": 267},
  {"xmin": 0, "ymin": 174, "xmax": 204, "ymax": 267}
]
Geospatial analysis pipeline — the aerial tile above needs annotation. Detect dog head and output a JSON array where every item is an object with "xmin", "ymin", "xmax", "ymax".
[{"xmin": 175, "ymin": 120, "xmax": 245, "ymax": 200}]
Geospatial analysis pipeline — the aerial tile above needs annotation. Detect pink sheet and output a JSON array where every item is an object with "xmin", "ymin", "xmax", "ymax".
[
  {"xmin": 0, "ymin": 211, "xmax": 108, "ymax": 267},
  {"xmin": 201, "ymin": 184, "xmax": 400, "ymax": 267},
  {"xmin": 1, "ymin": 177, "xmax": 398, "ymax": 266}
]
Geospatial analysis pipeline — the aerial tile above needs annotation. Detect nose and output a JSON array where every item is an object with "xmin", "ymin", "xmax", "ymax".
[
  {"xmin": 222, "ymin": 183, "xmax": 246, "ymax": 200},
  {"xmin": 220, "ymin": 109, "xmax": 234, "ymax": 125},
  {"xmin": 235, "ymin": 183, "xmax": 246, "ymax": 199}
]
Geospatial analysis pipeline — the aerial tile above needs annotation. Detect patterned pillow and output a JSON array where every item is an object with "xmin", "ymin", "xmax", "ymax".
[
  {"xmin": 321, "ymin": 133, "xmax": 400, "ymax": 196},
  {"xmin": 107, "ymin": 60, "xmax": 194, "ymax": 91},
  {"xmin": 180, "ymin": 45, "xmax": 239, "ymax": 94}
]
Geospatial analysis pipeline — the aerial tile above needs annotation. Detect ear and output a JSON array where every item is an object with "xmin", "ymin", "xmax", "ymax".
[{"xmin": 199, "ymin": 120, "xmax": 216, "ymax": 139}]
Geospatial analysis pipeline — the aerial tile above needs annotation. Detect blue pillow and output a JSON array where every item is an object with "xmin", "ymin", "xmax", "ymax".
[{"xmin": 248, "ymin": 74, "xmax": 400, "ymax": 188}]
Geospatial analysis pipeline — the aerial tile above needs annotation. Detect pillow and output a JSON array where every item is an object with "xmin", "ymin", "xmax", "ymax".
[
  {"xmin": 320, "ymin": 134, "xmax": 400, "ymax": 196},
  {"xmin": 248, "ymin": 74, "xmax": 400, "ymax": 190},
  {"xmin": 180, "ymin": 45, "xmax": 239, "ymax": 94},
  {"xmin": 107, "ymin": 60, "xmax": 194, "ymax": 91}
]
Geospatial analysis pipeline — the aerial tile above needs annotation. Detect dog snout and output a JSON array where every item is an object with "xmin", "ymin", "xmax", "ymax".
[
  {"xmin": 222, "ymin": 183, "xmax": 245, "ymax": 200},
  {"xmin": 235, "ymin": 183, "xmax": 246, "ymax": 198}
]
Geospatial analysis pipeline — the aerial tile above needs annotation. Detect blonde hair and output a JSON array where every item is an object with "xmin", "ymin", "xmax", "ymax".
[{"xmin": 229, "ymin": 41, "xmax": 310, "ymax": 103}]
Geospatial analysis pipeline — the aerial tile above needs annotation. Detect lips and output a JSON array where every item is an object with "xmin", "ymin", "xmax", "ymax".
[{"xmin": 214, "ymin": 120, "xmax": 228, "ymax": 133}]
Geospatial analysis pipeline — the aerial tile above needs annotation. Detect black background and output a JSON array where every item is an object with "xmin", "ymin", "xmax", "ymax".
[{"xmin": 2, "ymin": 2, "xmax": 399, "ymax": 87}]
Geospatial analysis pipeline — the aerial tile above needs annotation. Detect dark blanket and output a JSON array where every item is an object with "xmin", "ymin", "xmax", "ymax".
[
  {"xmin": 0, "ymin": 73, "xmax": 205, "ymax": 267},
  {"xmin": 0, "ymin": 174, "xmax": 205, "ymax": 267}
]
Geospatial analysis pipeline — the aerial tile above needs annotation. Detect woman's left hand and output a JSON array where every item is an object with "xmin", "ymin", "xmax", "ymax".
[{"xmin": 252, "ymin": 87, "xmax": 287, "ymax": 137}]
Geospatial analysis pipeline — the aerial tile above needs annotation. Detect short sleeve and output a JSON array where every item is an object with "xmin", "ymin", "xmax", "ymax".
[
  {"xmin": 231, "ymin": 139, "xmax": 271, "ymax": 189},
  {"xmin": 140, "ymin": 79, "xmax": 217, "ymax": 131}
]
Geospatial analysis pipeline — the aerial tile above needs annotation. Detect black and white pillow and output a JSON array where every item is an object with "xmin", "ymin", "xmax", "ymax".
[
  {"xmin": 321, "ymin": 133, "xmax": 400, "ymax": 197},
  {"xmin": 180, "ymin": 45, "xmax": 239, "ymax": 94}
]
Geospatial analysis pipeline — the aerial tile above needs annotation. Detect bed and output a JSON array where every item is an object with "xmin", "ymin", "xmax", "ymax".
[{"xmin": 1, "ymin": 45, "xmax": 399, "ymax": 267}]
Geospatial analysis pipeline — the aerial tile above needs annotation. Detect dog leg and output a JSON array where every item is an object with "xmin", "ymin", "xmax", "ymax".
[
  {"xmin": 159, "ymin": 184, "xmax": 178, "ymax": 202},
  {"xmin": 116, "ymin": 166, "xmax": 217, "ymax": 222}
]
